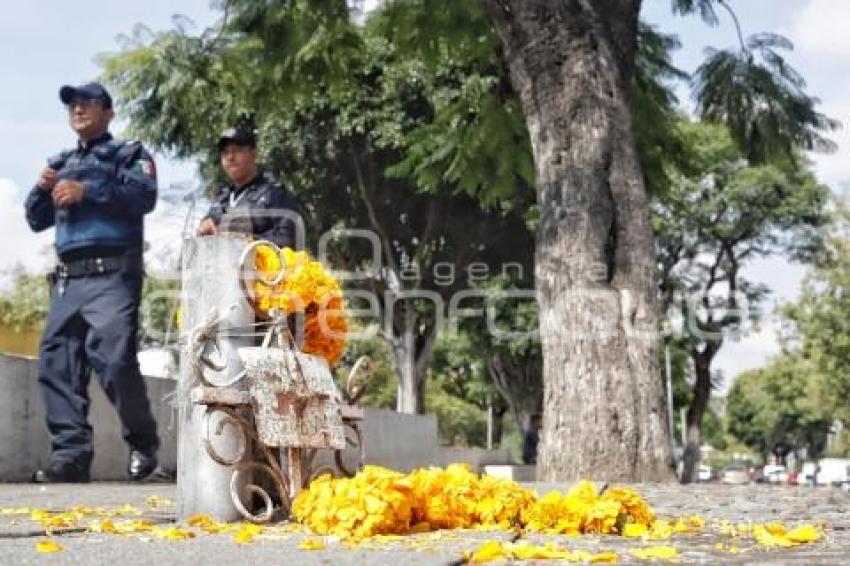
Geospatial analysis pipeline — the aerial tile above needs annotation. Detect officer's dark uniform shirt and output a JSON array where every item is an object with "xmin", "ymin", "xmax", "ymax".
[
  {"xmin": 206, "ymin": 170, "xmax": 301, "ymax": 249},
  {"xmin": 24, "ymin": 132, "xmax": 157, "ymax": 257}
]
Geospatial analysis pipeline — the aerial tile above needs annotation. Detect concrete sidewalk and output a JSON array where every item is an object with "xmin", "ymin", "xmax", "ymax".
[{"xmin": 1, "ymin": 481, "xmax": 849, "ymax": 565}]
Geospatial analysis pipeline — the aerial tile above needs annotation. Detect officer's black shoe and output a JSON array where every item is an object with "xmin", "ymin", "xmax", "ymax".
[
  {"xmin": 128, "ymin": 449, "xmax": 158, "ymax": 481},
  {"xmin": 32, "ymin": 460, "xmax": 91, "ymax": 484}
]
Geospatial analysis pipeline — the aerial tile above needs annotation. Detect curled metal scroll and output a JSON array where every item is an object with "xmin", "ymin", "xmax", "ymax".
[
  {"xmin": 201, "ymin": 406, "xmax": 249, "ymax": 466},
  {"xmin": 188, "ymin": 305, "xmax": 247, "ymax": 389},
  {"xmin": 335, "ymin": 422, "xmax": 365, "ymax": 478},
  {"xmin": 201, "ymin": 405, "xmax": 292, "ymax": 522}
]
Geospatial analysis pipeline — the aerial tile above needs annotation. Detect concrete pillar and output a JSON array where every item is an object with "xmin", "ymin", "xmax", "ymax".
[{"xmin": 177, "ymin": 235, "xmax": 254, "ymax": 521}]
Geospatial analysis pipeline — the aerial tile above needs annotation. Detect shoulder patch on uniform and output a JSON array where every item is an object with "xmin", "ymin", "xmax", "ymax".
[{"xmin": 133, "ymin": 157, "xmax": 157, "ymax": 179}]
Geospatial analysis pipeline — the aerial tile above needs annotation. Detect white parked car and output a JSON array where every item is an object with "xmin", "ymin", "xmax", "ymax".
[
  {"xmin": 817, "ymin": 459, "xmax": 850, "ymax": 487},
  {"xmin": 722, "ymin": 463, "xmax": 749, "ymax": 484},
  {"xmin": 698, "ymin": 464, "xmax": 712, "ymax": 481},
  {"xmin": 763, "ymin": 464, "xmax": 789, "ymax": 484}
]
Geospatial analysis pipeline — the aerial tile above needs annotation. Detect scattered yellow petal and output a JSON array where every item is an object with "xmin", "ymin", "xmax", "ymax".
[
  {"xmin": 113, "ymin": 504, "xmax": 141, "ymax": 516},
  {"xmin": 35, "ymin": 539, "xmax": 64, "ymax": 553},
  {"xmin": 629, "ymin": 546, "xmax": 679, "ymax": 561},
  {"xmin": 786, "ymin": 524, "xmax": 821, "ymax": 544},
  {"xmin": 187, "ymin": 514, "xmax": 226, "ymax": 533},
  {"xmin": 114, "ymin": 519, "xmax": 155, "ymax": 534},
  {"xmin": 152, "ymin": 526, "xmax": 196, "ymax": 540},
  {"xmin": 89, "ymin": 518, "xmax": 118, "ymax": 533},
  {"xmin": 584, "ymin": 550, "xmax": 619, "ymax": 562},
  {"xmin": 298, "ymin": 537, "xmax": 327, "ymax": 550},
  {"xmin": 233, "ymin": 523, "xmax": 264, "ymax": 544},
  {"xmin": 145, "ymin": 496, "xmax": 173, "ymax": 509},
  {"xmin": 715, "ymin": 542, "xmax": 740, "ymax": 554},
  {"xmin": 466, "ymin": 541, "xmax": 508, "ymax": 563}
]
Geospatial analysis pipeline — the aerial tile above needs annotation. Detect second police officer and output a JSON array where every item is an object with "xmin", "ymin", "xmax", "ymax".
[{"xmin": 197, "ymin": 122, "xmax": 302, "ymax": 248}]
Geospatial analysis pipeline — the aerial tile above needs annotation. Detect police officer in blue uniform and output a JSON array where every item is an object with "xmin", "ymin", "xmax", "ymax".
[
  {"xmin": 197, "ymin": 124, "xmax": 302, "ymax": 248},
  {"xmin": 24, "ymin": 82, "xmax": 160, "ymax": 483}
]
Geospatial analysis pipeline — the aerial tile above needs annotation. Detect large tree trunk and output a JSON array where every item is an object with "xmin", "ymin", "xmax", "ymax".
[
  {"xmin": 484, "ymin": 0, "xmax": 672, "ymax": 481},
  {"xmin": 681, "ymin": 347, "xmax": 715, "ymax": 483}
]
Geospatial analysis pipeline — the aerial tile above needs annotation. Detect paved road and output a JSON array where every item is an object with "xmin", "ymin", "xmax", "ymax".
[{"xmin": 1, "ymin": 482, "xmax": 848, "ymax": 564}]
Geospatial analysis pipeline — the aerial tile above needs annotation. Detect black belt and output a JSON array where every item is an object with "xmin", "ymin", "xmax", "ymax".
[{"xmin": 55, "ymin": 252, "xmax": 141, "ymax": 278}]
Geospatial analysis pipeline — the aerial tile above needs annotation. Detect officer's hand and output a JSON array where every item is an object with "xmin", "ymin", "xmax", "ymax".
[
  {"xmin": 198, "ymin": 217, "xmax": 219, "ymax": 236},
  {"xmin": 38, "ymin": 168, "xmax": 58, "ymax": 192},
  {"xmin": 52, "ymin": 180, "xmax": 86, "ymax": 207}
]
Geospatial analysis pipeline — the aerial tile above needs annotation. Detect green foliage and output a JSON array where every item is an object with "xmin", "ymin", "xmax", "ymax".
[
  {"xmin": 0, "ymin": 267, "xmax": 49, "ymax": 331},
  {"xmin": 336, "ymin": 328, "xmax": 397, "ymax": 409},
  {"xmin": 727, "ymin": 355, "xmax": 832, "ymax": 458},
  {"xmin": 670, "ymin": 0, "xmax": 719, "ymax": 25},
  {"xmin": 139, "ymin": 275, "xmax": 180, "ymax": 347},
  {"xmin": 425, "ymin": 372, "xmax": 488, "ymax": 447},
  {"xmin": 337, "ymin": 329, "xmax": 495, "ymax": 447},
  {"xmin": 694, "ymin": 33, "xmax": 840, "ymax": 164},
  {"xmin": 632, "ymin": 24, "xmax": 689, "ymax": 197},
  {"xmin": 655, "ymin": 119, "xmax": 829, "ymax": 346},
  {"xmin": 782, "ymin": 218, "xmax": 850, "ymax": 424}
]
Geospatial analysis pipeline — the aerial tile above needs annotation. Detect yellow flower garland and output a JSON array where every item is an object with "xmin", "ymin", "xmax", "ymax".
[{"xmin": 252, "ymin": 244, "xmax": 348, "ymax": 366}]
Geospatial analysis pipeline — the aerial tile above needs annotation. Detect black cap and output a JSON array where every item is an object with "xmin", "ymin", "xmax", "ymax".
[
  {"xmin": 217, "ymin": 126, "xmax": 257, "ymax": 151},
  {"xmin": 59, "ymin": 82, "xmax": 113, "ymax": 109}
]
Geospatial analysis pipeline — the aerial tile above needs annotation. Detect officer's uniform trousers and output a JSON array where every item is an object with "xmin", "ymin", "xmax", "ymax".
[{"xmin": 38, "ymin": 256, "xmax": 159, "ymax": 467}]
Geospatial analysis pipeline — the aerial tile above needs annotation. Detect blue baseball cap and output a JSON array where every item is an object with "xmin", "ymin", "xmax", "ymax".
[
  {"xmin": 217, "ymin": 126, "xmax": 257, "ymax": 151},
  {"xmin": 59, "ymin": 82, "xmax": 113, "ymax": 109}
]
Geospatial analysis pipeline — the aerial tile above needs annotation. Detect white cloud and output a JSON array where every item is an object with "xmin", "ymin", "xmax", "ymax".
[
  {"xmin": 0, "ymin": 179, "xmax": 54, "ymax": 275},
  {"xmin": 789, "ymin": 0, "xmax": 850, "ymax": 58},
  {"xmin": 714, "ymin": 323, "xmax": 783, "ymax": 394}
]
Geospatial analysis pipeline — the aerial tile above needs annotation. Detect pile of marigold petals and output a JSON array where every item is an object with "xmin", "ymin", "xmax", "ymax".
[
  {"xmin": 253, "ymin": 244, "xmax": 347, "ymax": 365},
  {"xmin": 294, "ymin": 463, "xmax": 662, "ymax": 540},
  {"xmin": 292, "ymin": 464, "xmax": 826, "ymax": 558}
]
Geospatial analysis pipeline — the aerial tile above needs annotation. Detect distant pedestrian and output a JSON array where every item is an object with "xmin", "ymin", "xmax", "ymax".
[
  {"xmin": 522, "ymin": 414, "xmax": 543, "ymax": 465},
  {"xmin": 24, "ymin": 82, "xmax": 160, "ymax": 483}
]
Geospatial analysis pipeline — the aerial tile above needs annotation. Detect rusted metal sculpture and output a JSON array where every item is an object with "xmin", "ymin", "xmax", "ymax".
[{"xmin": 182, "ymin": 237, "xmax": 368, "ymax": 523}]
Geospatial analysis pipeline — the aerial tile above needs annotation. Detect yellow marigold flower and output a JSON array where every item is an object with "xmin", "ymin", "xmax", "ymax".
[
  {"xmin": 622, "ymin": 523, "xmax": 649, "ymax": 538},
  {"xmin": 253, "ymin": 244, "xmax": 347, "ymax": 365},
  {"xmin": 601, "ymin": 488, "xmax": 655, "ymax": 526},
  {"xmin": 584, "ymin": 500, "xmax": 622, "ymax": 534}
]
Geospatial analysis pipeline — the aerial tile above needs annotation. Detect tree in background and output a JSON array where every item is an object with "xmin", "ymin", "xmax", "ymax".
[
  {"xmin": 727, "ymin": 355, "xmax": 832, "ymax": 460},
  {"xmin": 655, "ymin": 120, "xmax": 829, "ymax": 482}
]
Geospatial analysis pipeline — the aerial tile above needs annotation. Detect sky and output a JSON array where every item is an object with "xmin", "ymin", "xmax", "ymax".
[{"xmin": 1, "ymin": 0, "xmax": 848, "ymax": 389}]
